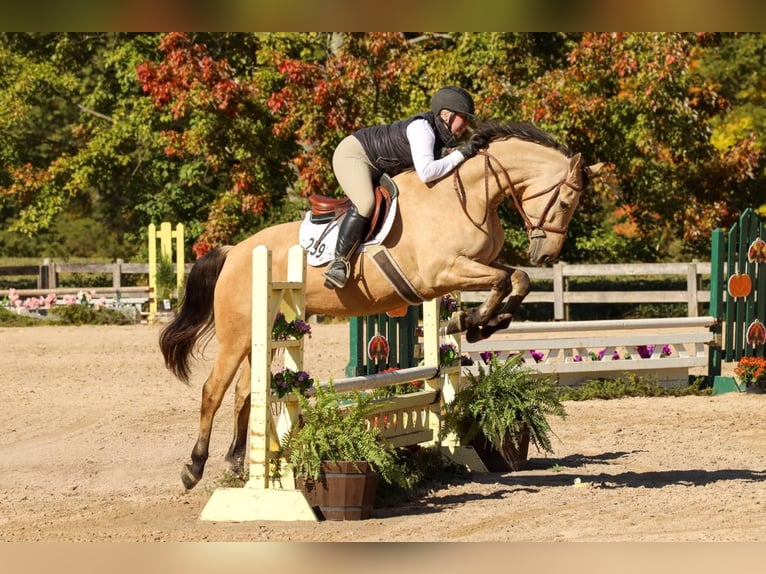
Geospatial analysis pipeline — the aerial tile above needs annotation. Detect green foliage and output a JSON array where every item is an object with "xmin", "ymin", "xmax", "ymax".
[
  {"xmin": 0, "ymin": 302, "xmax": 136, "ymax": 326},
  {"xmin": 155, "ymin": 254, "xmax": 176, "ymax": 300},
  {"xmin": 48, "ymin": 304, "xmax": 135, "ymax": 325},
  {"xmin": 279, "ymin": 382, "xmax": 408, "ymax": 487},
  {"xmin": 445, "ymin": 353, "xmax": 566, "ymax": 454},
  {"xmin": 0, "ymin": 214, "xmax": 131, "ymax": 260},
  {"xmin": 558, "ymin": 374, "xmax": 712, "ymax": 401},
  {"xmin": 0, "ymin": 307, "xmax": 44, "ymax": 326}
]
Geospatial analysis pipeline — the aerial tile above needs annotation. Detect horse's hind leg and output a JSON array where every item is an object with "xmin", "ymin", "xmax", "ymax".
[
  {"xmin": 224, "ymin": 356, "xmax": 251, "ymax": 480},
  {"xmin": 182, "ymin": 346, "xmax": 246, "ymax": 490}
]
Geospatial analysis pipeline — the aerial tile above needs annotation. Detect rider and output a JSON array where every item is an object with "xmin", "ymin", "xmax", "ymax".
[{"xmin": 323, "ymin": 86, "xmax": 486, "ymax": 289}]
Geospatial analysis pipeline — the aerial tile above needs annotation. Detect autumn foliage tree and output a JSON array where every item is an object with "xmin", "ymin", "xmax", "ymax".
[
  {"xmin": 136, "ymin": 32, "xmax": 297, "ymax": 257},
  {"xmin": 262, "ymin": 32, "xmax": 418, "ymax": 197},
  {"xmin": 518, "ymin": 32, "xmax": 762, "ymax": 260},
  {"xmin": 0, "ymin": 32, "xmax": 763, "ymax": 264}
]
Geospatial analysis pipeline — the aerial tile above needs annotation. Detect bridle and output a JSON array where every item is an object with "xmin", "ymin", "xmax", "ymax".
[{"xmin": 452, "ymin": 149, "xmax": 583, "ymax": 238}]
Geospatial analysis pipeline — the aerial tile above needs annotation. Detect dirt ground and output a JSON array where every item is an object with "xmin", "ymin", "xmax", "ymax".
[{"xmin": 2, "ymin": 320, "xmax": 766, "ymax": 543}]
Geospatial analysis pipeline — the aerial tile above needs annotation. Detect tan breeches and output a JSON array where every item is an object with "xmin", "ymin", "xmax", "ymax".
[{"xmin": 332, "ymin": 135, "xmax": 379, "ymax": 218}]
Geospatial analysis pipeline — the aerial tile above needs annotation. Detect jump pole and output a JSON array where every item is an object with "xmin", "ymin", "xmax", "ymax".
[{"xmin": 200, "ymin": 244, "xmax": 316, "ymax": 522}]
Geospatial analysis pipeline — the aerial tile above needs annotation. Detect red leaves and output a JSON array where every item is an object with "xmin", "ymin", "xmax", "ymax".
[{"xmin": 136, "ymin": 32, "xmax": 245, "ymax": 120}]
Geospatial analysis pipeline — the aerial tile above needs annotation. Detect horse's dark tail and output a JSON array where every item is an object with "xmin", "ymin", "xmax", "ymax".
[{"xmin": 159, "ymin": 245, "xmax": 232, "ymax": 384}]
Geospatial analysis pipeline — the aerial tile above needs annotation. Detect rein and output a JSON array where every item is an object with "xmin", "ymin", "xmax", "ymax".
[{"xmin": 454, "ymin": 149, "xmax": 583, "ymax": 237}]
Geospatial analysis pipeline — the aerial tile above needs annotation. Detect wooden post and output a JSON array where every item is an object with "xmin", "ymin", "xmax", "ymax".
[
  {"xmin": 174, "ymin": 223, "xmax": 185, "ymax": 299},
  {"xmin": 708, "ymin": 229, "xmax": 725, "ymax": 379},
  {"xmin": 148, "ymin": 223, "xmax": 157, "ymax": 322},
  {"xmin": 39, "ymin": 258, "xmax": 57, "ymax": 289},
  {"xmin": 147, "ymin": 222, "xmax": 185, "ymax": 323},
  {"xmin": 686, "ymin": 263, "xmax": 699, "ymax": 317},
  {"xmin": 113, "ymin": 259, "xmax": 123, "ymax": 290},
  {"xmin": 553, "ymin": 263, "xmax": 565, "ymax": 320}
]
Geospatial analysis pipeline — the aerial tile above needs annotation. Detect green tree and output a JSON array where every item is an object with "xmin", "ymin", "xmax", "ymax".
[{"xmin": 696, "ymin": 33, "xmax": 766, "ymax": 215}]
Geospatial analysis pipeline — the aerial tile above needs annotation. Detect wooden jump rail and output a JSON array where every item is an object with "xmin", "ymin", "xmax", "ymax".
[
  {"xmin": 312, "ymin": 364, "xmax": 446, "ymax": 448},
  {"xmin": 461, "ymin": 316, "xmax": 718, "ymax": 386}
]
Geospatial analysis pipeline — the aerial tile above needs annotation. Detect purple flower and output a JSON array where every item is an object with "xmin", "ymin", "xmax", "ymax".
[
  {"xmin": 636, "ymin": 345, "xmax": 654, "ymax": 359},
  {"xmin": 529, "ymin": 349, "xmax": 545, "ymax": 363},
  {"xmin": 271, "ymin": 367, "xmax": 314, "ymax": 398},
  {"xmin": 611, "ymin": 350, "xmax": 620, "ymax": 360},
  {"xmin": 440, "ymin": 295, "xmax": 457, "ymax": 313},
  {"xmin": 573, "ymin": 354, "xmax": 583, "ymax": 362},
  {"xmin": 662, "ymin": 344, "xmax": 672, "ymax": 357},
  {"xmin": 294, "ymin": 319, "xmax": 312, "ymax": 337},
  {"xmin": 480, "ymin": 350, "xmax": 498, "ymax": 364}
]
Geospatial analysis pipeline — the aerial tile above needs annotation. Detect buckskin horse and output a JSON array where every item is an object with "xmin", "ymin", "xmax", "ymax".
[{"xmin": 159, "ymin": 120, "xmax": 602, "ymax": 489}]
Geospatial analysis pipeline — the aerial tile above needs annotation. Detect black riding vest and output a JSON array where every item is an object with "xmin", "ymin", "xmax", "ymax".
[{"xmin": 353, "ymin": 111, "xmax": 456, "ymax": 177}]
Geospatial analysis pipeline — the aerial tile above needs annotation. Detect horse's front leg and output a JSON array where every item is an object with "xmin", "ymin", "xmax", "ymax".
[
  {"xmin": 465, "ymin": 265, "xmax": 530, "ymax": 342},
  {"xmin": 443, "ymin": 258, "xmax": 514, "ymax": 336}
]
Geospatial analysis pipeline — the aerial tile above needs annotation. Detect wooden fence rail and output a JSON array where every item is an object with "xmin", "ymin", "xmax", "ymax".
[
  {"xmin": 459, "ymin": 261, "xmax": 712, "ymax": 319},
  {"xmin": 2, "ymin": 259, "xmax": 712, "ymax": 319},
  {"xmin": 0, "ymin": 258, "xmax": 194, "ymax": 291}
]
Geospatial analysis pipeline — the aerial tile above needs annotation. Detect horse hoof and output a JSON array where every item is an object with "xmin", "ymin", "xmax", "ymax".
[
  {"xmin": 465, "ymin": 326, "xmax": 483, "ymax": 343},
  {"xmin": 226, "ymin": 456, "xmax": 245, "ymax": 479},
  {"xmin": 181, "ymin": 464, "xmax": 201, "ymax": 490}
]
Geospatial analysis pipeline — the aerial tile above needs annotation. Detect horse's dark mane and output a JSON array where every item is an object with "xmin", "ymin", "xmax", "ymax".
[{"xmin": 475, "ymin": 121, "xmax": 572, "ymax": 157}]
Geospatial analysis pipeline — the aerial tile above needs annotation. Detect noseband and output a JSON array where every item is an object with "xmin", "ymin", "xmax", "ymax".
[{"xmin": 452, "ymin": 150, "xmax": 583, "ymax": 237}]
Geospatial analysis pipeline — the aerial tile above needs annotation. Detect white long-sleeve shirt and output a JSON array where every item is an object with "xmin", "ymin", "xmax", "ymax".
[{"xmin": 406, "ymin": 118, "xmax": 467, "ymax": 183}]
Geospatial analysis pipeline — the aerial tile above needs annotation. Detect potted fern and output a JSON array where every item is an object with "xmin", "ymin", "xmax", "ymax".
[
  {"xmin": 444, "ymin": 353, "xmax": 567, "ymax": 471},
  {"xmin": 278, "ymin": 382, "xmax": 408, "ymax": 520}
]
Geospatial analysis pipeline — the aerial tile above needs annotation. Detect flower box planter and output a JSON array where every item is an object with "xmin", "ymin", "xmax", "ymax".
[{"xmin": 295, "ymin": 461, "xmax": 378, "ymax": 521}]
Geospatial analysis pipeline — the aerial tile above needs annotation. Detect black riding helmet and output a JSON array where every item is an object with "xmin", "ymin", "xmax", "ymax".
[{"xmin": 430, "ymin": 86, "xmax": 476, "ymax": 119}]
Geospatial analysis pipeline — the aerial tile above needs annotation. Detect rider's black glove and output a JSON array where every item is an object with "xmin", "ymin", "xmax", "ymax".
[{"xmin": 456, "ymin": 133, "xmax": 486, "ymax": 160}]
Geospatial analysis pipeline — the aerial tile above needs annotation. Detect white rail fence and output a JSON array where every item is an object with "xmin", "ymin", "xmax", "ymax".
[{"xmin": 460, "ymin": 316, "xmax": 717, "ymax": 386}]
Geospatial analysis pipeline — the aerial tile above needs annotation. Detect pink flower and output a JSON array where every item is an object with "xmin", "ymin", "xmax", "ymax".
[{"xmin": 23, "ymin": 297, "xmax": 43, "ymax": 310}]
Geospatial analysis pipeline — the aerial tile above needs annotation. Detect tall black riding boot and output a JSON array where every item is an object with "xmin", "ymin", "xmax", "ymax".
[{"xmin": 323, "ymin": 206, "xmax": 370, "ymax": 289}]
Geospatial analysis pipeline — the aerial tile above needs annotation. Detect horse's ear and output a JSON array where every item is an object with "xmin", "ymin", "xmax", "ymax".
[
  {"xmin": 568, "ymin": 153, "xmax": 582, "ymax": 170},
  {"xmin": 567, "ymin": 153, "xmax": 583, "ymax": 187},
  {"xmin": 586, "ymin": 162, "xmax": 604, "ymax": 176}
]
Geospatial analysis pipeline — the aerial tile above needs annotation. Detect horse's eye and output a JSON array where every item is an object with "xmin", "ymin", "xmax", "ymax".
[{"xmin": 560, "ymin": 200, "xmax": 571, "ymax": 210}]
